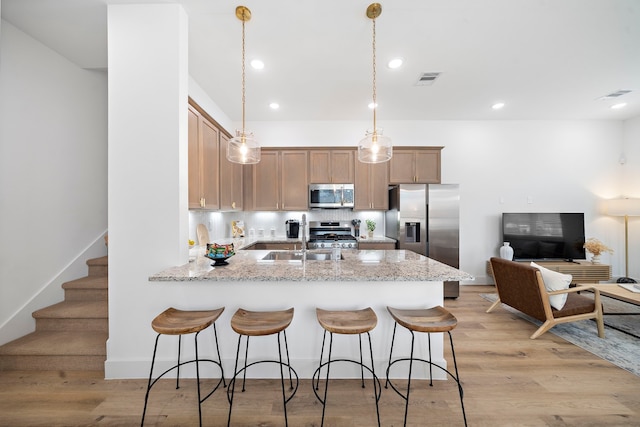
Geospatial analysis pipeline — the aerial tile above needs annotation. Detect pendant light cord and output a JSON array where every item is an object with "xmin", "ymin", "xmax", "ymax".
[
  {"xmin": 372, "ymin": 17, "xmax": 377, "ymax": 134},
  {"xmin": 241, "ymin": 13, "xmax": 246, "ymax": 134}
]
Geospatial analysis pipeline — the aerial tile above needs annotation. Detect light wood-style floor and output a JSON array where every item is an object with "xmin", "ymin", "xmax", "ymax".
[{"xmin": 1, "ymin": 285, "xmax": 639, "ymax": 426}]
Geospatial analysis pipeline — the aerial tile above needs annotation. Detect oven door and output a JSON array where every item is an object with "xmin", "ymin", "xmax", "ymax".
[{"xmin": 309, "ymin": 184, "xmax": 354, "ymax": 208}]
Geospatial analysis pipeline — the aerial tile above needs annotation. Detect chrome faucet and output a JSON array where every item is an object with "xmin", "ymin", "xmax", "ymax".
[{"xmin": 301, "ymin": 213, "xmax": 307, "ymax": 254}]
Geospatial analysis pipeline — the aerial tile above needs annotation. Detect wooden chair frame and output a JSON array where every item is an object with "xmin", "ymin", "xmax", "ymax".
[{"xmin": 488, "ymin": 258, "xmax": 605, "ymax": 339}]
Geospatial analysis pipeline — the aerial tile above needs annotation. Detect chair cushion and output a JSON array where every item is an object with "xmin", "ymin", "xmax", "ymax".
[{"xmin": 531, "ymin": 262, "xmax": 572, "ymax": 310}]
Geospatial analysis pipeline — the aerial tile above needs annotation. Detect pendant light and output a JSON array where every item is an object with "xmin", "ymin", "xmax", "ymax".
[
  {"xmin": 358, "ymin": 3, "xmax": 392, "ymax": 164},
  {"xmin": 227, "ymin": 6, "xmax": 260, "ymax": 164}
]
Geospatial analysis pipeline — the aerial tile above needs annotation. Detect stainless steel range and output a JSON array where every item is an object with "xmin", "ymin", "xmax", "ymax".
[{"xmin": 307, "ymin": 221, "xmax": 358, "ymax": 249}]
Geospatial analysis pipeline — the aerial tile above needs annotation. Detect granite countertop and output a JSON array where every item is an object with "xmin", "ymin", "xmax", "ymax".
[{"xmin": 150, "ymin": 246, "xmax": 473, "ymax": 283}]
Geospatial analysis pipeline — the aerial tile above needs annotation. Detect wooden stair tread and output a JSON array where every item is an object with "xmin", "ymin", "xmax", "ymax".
[
  {"xmin": 33, "ymin": 301, "xmax": 107, "ymax": 319},
  {"xmin": 0, "ymin": 331, "xmax": 108, "ymax": 356},
  {"xmin": 87, "ymin": 256, "xmax": 108, "ymax": 267},
  {"xmin": 62, "ymin": 276, "xmax": 107, "ymax": 290}
]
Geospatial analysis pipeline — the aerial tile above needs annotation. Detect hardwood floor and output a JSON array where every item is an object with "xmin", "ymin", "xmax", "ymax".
[{"xmin": 1, "ymin": 285, "xmax": 638, "ymax": 426}]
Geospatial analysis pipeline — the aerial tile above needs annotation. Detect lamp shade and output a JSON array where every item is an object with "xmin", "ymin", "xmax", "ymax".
[
  {"xmin": 227, "ymin": 130, "xmax": 260, "ymax": 164},
  {"xmin": 358, "ymin": 129, "xmax": 392, "ymax": 164},
  {"xmin": 605, "ymin": 198, "xmax": 640, "ymax": 217}
]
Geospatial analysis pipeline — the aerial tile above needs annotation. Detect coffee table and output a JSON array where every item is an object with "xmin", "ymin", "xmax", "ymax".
[{"xmin": 590, "ymin": 284, "xmax": 640, "ymax": 338}]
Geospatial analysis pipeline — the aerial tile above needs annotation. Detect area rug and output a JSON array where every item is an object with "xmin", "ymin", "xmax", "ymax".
[{"xmin": 480, "ymin": 293, "xmax": 640, "ymax": 377}]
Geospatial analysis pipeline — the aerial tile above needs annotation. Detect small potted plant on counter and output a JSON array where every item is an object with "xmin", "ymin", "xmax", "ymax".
[{"xmin": 366, "ymin": 219, "xmax": 376, "ymax": 238}]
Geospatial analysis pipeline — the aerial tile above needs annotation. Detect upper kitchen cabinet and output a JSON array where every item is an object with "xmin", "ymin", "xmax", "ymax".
[
  {"xmin": 219, "ymin": 132, "xmax": 243, "ymax": 211},
  {"xmin": 354, "ymin": 159, "xmax": 389, "ymax": 210},
  {"xmin": 246, "ymin": 149, "xmax": 308, "ymax": 211},
  {"xmin": 188, "ymin": 105, "xmax": 219, "ymax": 210},
  {"xmin": 309, "ymin": 150, "xmax": 355, "ymax": 184},
  {"xmin": 389, "ymin": 147, "xmax": 442, "ymax": 184}
]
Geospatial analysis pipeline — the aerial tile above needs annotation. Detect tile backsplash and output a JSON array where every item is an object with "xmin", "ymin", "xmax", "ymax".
[{"xmin": 189, "ymin": 209, "xmax": 385, "ymax": 241}]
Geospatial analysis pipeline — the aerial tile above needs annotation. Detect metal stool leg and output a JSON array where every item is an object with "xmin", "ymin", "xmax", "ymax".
[
  {"xmin": 277, "ymin": 331, "xmax": 290, "ymax": 427},
  {"xmin": 359, "ymin": 333, "xmax": 365, "ymax": 388},
  {"xmin": 315, "ymin": 330, "xmax": 327, "ymax": 391},
  {"xmin": 427, "ymin": 332, "xmax": 433, "ymax": 387},
  {"xmin": 227, "ymin": 334, "xmax": 243, "ymax": 427},
  {"xmin": 194, "ymin": 331, "xmax": 203, "ymax": 427},
  {"xmin": 320, "ymin": 332, "xmax": 334, "ymax": 427},
  {"xmin": 141, "ymin": 334, "xmax": 161, "ymax": 427},
  {"xmin": 385, "ymin": 322, "xmax": 398, "ymax": 389},
  {"xmin": 366, "ymin": 331, "xmax": 381, "ymax": 427},
  {"xmin": 212, "ymin": 323, "xmax": 227, "ymax": 388},
  {"xmin": 448, "ymin": 331, "xmax": 467, "ymax": 427},
  {"xmin": 403, "ymin": 331, "xmax": 416, "ymax": 427},
  {"xmin": 176, "ymin": 334, "xmax": 182, "ymax": 389},
  {"xmin": 283, "ymin": 329, "xmax": 294, "ymax": 389},
  {"xmin": 242, "ymin": 336, "xmax": 250, "ymax": 392}
]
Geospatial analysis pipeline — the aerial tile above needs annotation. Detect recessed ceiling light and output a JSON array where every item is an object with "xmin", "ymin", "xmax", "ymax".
[
  {"xmin": 250, "ymin": 59, "xmax": 264, "ymax": 70},
  {"xmin": 492, "ymin": 102, "xmax": 505, "ymax": 110},
  {"xmin": 269, "ymin": 102, "xmax": 279, "ymax": 110},
  {"xmin": 611, "ymin": 102, "xmax": 627, "ymax": 110},
  {"xmin": 368, "ymin": 102, "xmax": 378, "ymax": 109},
  {"xmin": 388, "ymin": 58, "xmax": 403, "ymax": 69}
]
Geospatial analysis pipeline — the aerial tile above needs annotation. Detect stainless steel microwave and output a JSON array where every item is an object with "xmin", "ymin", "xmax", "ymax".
[{"xmin": 309, "ymin": 184, "xmax": 355, "ymax": 209}]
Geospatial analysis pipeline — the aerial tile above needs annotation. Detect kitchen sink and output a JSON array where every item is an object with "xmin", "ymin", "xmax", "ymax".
[{"xmin": 261, "ymin": 251, "xmax": 341, "ymax": 261}]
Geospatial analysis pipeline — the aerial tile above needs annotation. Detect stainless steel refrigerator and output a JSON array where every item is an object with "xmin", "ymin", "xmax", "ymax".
[{"xmin": 385, "ymin": 184, "xmax": 460, "ymax": 298}]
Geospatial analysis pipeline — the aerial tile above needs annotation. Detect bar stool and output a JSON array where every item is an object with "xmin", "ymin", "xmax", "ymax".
[
  {"xmin": 141, "ymin": 307, "xmax": 226, "ymax": 427},
  {"xmin": 227, "ymin": 307, "xmax": 298, "ymax": 427},
  {"xmin": 313, "ymin": 307, "xmax": 381, "ymax": 427},
  {"xmin": 385, "ymin": 305, "xmax": 467, "ymax": 427}
]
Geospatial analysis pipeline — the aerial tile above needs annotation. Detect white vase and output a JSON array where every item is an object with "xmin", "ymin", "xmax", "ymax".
[
  {"xmin": 591, "ymin": 254, "xmax": 601, "ymax": 264},
  {"xmin": 499, "ymin": 242, "xmax": 514, "ymax": 260},
  {"xmin": 368, "ymin": 230, "xmax": 374, "ymax": 238}
]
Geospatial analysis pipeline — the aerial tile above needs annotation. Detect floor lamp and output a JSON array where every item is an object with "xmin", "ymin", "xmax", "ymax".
[{"xmin": 606, "ymin": 197, "xmax": 640, "ymax": 283}]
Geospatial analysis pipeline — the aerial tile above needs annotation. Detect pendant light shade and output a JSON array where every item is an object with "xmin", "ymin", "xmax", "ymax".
[
  {"xmin": 358, "ymin": 3, "xmax": 392, "ymax": 164},
  {"xmin": 358, "ymin": 130, "xmax": 392, "ymax": 163},
  {"xmin": 227, "ymin": 6, "xmax": 260, "ymax": 165}
]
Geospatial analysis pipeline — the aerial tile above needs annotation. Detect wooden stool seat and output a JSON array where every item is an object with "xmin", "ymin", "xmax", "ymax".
[
  {"xmin": 386, "ymin": 306, "xmax": 457, "ymax": 334},
  {"xmin": 152, "ymin": 307, "xmax": 224, "ymax": 335},
  {"xmin": 316, "ymin": 307, "xmax": 377, "ymax": 335},
  {"xmin": 230, "ymin": 307, "xmax": 294, "ymax": 336}
]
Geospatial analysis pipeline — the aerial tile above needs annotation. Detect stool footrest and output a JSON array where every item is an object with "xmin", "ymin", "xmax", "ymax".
[
  {"xmin": 385, "ymin": 357, "xmax": 463, "ymax": 401},
  {"xmin": 312, "ymin": 359, "xmax": 382, "ymax": 404},
  {"xmin": 226, "ymin": 360, "xmax": 299, "ymax": 404}
]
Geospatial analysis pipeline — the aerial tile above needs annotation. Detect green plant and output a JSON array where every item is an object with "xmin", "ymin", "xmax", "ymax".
[{"xmin": 366, "ymin": 219, "xmax": 376, "ymax": 232}]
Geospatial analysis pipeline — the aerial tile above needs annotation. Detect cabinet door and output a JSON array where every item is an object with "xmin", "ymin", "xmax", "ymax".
[
  {"xmin": 188, "ymin": 107, "xmax": 202, "ymax": 209},
  {"xmin": 415, "ymin": 150, "xmax": 441, "ymax": 183},
  {"xmin": 281, "ymin": 151, "xmax": 309, "ymax": 210},
  {"xmin": 253, "ymin": 151, "xmax": 280, "ymax": 210},
  {"xmin": 330, "ymin": 150, "xmax": 355, "ymax": 183},
  {"xmin": 389, "ymin": 150, "xmax": 416, "ymax": 183},
  {"xmin": 219, "ymin": 133, "xmax": 243, "ymax": 211},
  {"xmin": 370, "ymin": 161, "xmax": 389, "ymax": 209},
  {"xmin": 200, "ymin": 118, "xmax": 220, "ymax": 210},
  {"xmin": 354, "ymin": 160, "xmax": 372, "ymax": 210},
  {"xmin": 309, "ymin": 151, "xmax": 331, "ymax": 183}
]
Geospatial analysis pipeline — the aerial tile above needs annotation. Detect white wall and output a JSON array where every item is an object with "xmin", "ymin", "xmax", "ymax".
[{"xmin": 0, "ymin": 20, "xmax": 108, "ymax": 344}]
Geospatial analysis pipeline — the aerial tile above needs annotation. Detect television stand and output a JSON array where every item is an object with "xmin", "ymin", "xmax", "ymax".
[{"xmin": 486, "ymin": 260, "xmax": 611, "ymax": 284}]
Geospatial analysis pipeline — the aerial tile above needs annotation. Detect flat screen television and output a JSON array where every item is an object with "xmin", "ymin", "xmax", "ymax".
[{"xmin": 502, "ymin": 213, "xmax": 586, "ymax": 261}]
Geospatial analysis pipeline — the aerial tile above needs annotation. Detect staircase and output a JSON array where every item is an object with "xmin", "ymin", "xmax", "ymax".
[{"xmin": 0, "ymin": 256, "xmax": 108, "ymax": 372}]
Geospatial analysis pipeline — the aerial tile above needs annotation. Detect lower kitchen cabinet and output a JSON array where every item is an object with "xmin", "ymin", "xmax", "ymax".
[{"xmin": 358, "ymin": 241, "xmax": 396, "ymax": 250}]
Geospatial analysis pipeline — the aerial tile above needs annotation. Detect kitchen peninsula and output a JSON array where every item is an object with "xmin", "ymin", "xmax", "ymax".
[{"xmin": 149, "ymin": 244, "xmax": 472, "ymax": 379}]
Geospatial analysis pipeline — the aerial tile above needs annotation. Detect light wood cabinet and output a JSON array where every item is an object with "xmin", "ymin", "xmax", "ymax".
[
  {"xmin": 218, "ymin": 132, "xmax": 243, "ymax": 211},
  {"xmin": 188, "ymin": 105, "xmax": 219, "ymax": 210},
  {"xmin": 247, "ymin": 149, "xmax": 308, "ymax": 211},
  {"xmin": 389, "ymin": 147, "xmax": 442, "ymax": 184},
  {"xmin": 358, "ymin": 241, "xmax": 396, "ymax": 250},
  {"xmin": 309, "ymin": 150, "xmax": 354, "ymax": 183},
  {"xmin": 354, "ymin": 159, "xmax": 389, "ymax": 210},
  {"xmin": 280, "ymin": 151, "xmax": 309, "ymax": 210}
]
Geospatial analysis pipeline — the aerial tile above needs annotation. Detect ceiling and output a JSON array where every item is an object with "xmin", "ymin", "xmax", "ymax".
[{"xmin": 3, "ymin": 0, "xmax": 640, "ymax": 122}]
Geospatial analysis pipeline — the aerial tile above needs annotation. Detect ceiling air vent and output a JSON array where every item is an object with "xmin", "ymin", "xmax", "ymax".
[
  {"xmin": 597, "ymin": 89, "xmax": 632, "ymax": 100},
  {"xmin": 415, "ymin": 72, "xmax": 441, "ymax": 86}
]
